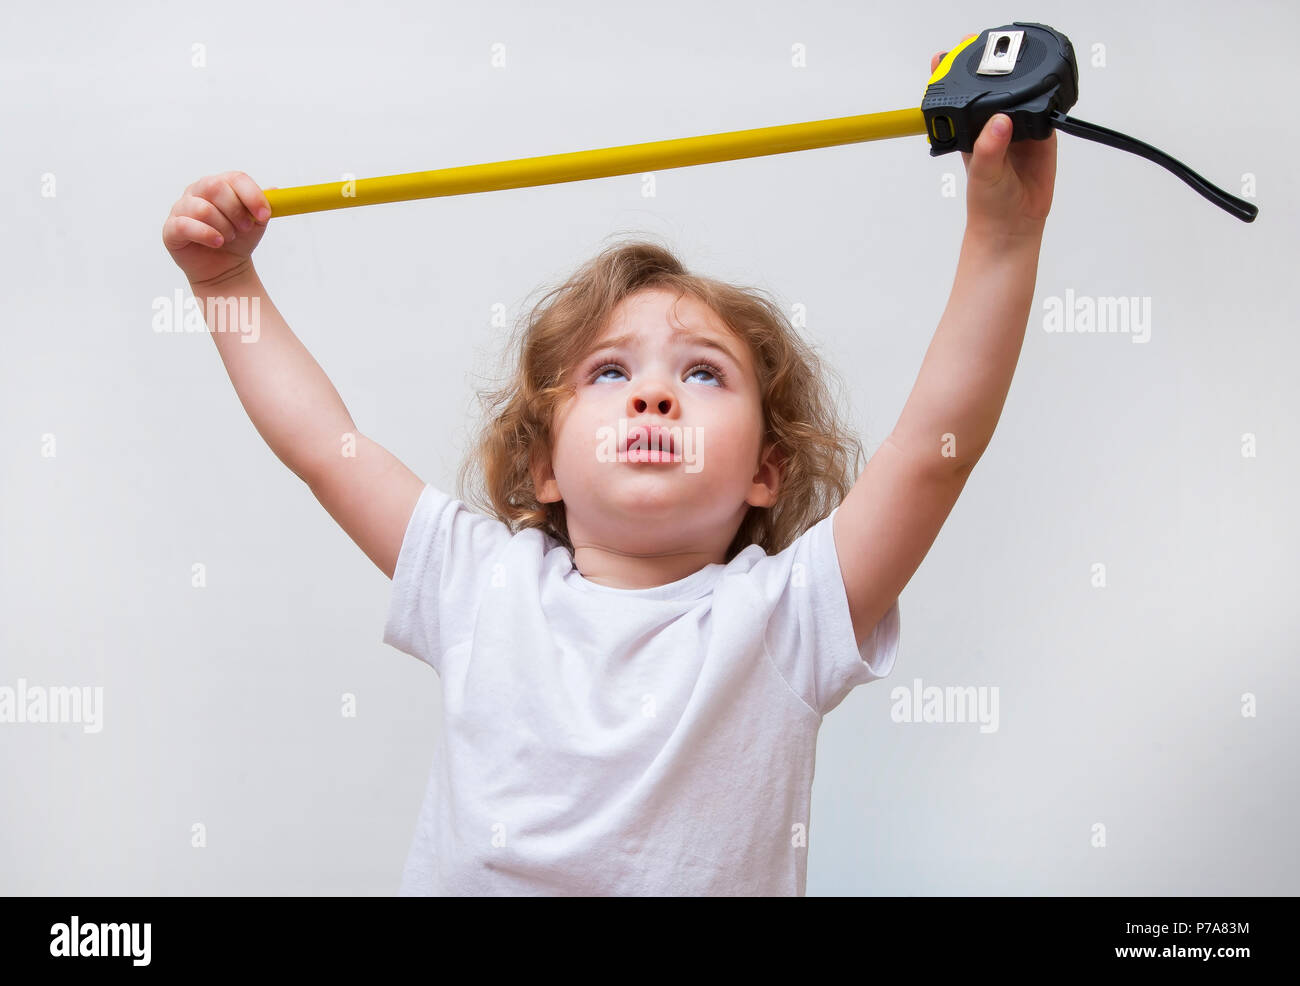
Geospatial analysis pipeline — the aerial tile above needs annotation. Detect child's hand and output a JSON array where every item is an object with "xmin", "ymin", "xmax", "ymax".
[
  {"xmin": 930, "ymin": 44, "xmax": 1058, "ymax": 239},
  {"xmin": 162, "ymin": 171, "xmax": 274, "ymax": 286}
]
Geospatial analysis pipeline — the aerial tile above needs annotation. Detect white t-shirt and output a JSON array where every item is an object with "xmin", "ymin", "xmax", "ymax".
[{"xmin": 383, "ymin": 484, "xmax": 900, "ymax": 896}]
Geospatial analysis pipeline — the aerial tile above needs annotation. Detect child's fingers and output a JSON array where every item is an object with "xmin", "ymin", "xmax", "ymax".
[
  {"xmin": 224, "ymin": 170, "xmax": 273, "ymax": 224},
  {"xmin": 190, "ymin": 173, "xmax": 257, "ymax": 233},
  {"xmin": 967, "ymin": 114, "xmax": 1011, "ymax": 186},
  {"xmin": 182, "ymin": 195, "xmax": 238, "ymax": 246},
  {"xmin": 163, "ymin": 214, "xmax": 225, "ymax": 251}
]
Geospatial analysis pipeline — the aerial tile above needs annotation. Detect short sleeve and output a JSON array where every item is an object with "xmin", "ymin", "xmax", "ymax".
[
  {"xmin": 382, "ymin": 484, "xmax": 512, "ymax": 673},
  {"xmin": 750, "ymin": 504, "xmax": 901, "ymax": 718}
]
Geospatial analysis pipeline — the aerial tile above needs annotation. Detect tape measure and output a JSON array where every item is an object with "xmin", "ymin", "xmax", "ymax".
[
  {"xmin": 922, "ymin": 23, "xmax": 1256, "ymax": 222},
  {"xmin": 263, "ymin": 22, "xmax": 1257, "ymax": 224}
]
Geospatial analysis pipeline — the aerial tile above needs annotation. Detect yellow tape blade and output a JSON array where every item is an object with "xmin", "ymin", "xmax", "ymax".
[{"xmin": 265, "ymin": 107, "xmax": 927, "ymax": 217}]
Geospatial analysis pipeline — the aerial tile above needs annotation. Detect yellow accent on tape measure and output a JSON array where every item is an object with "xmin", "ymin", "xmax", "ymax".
[
  {"xmin": 926, "ymin": 33, "xmax": 982, "ymax": 86},
  {"xmin": 263, "ymin": 108, "xmax": 928, "ymax": 217}
]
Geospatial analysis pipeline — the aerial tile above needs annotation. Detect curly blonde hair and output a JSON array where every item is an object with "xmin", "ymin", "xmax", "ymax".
[{"xmin": 455, "ymin": 235, "xmax": 866, "ymax": 563}]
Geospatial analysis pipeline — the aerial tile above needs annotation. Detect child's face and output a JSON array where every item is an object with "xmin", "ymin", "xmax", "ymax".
[{"xmin": 533, "ymin": 287, "xmax": 780, "ymax": 558}]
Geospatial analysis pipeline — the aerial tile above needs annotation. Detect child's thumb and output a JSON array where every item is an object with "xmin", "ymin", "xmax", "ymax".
[{"xmin": 967, "ymin": 114, "xmax": 1011, "ymax": 186}]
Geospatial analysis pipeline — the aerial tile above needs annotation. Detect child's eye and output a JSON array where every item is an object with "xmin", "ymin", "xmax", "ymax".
[
  {"xmin": 589, "ymin": 361, "xmax": 726, "ymax": 386},
  {"xmin": 687, "ymin": 362, "xmax": 726, "ymax": 385},
  {"xmin": 591, "ymin": 362, "xmax": 625, "ymax": 382}
]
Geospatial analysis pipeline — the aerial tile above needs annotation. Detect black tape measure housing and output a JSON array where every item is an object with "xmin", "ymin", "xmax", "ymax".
[{"xmin": 923, "ymin": 22, "xmax": 1078, "ymax": 155}]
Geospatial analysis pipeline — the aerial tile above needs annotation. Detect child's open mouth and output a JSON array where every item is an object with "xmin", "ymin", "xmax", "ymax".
[
  {"xmin": 621, "ymin": 424, "xmax": 681, "ymax": 463},
  {"xmin": 624, "ymin": 448, "xmax": 682, "ymax": 464}
]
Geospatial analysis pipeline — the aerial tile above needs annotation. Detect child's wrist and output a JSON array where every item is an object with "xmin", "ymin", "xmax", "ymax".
[
  {"xmin": 189, "ymin": 259, "xmax": 259, "ymax": 294},
  {"xmin": 962, "ymin": 218, "xmax": 1045, "ymax": 255}
]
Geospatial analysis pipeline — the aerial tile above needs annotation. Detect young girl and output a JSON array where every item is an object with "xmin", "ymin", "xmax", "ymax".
[{"xmin": 161, "ymin": 44, "xmax": 1056, "ymax": 895}]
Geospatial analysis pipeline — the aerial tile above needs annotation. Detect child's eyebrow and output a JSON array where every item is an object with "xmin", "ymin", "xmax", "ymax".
[{"xmin": 585, "ymin": 328, "xmax": 742, "ymax": 368}]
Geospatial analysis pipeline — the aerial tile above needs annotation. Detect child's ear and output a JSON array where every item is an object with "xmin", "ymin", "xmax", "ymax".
[
  {"xmin": 746, "ymin": 441, "xmax": 784, "ymax": 508},
  {"xmin": 531, "ymin": 447, "xmax": 562, "ymax": 504}
]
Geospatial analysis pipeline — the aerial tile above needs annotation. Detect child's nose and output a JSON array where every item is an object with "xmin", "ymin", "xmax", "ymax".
[{"xmin": 631, "ymin": 391, "xmax": 673, "ymax": 416}]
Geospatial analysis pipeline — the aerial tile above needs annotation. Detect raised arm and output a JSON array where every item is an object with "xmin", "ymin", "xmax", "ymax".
[
  {"xmin": 832, "ymin": 43, "xmax": 1058, "ymax": 648},
  {"xmin": 834, "ymin": 227, "xmax": 1045, "ymax": 646},
  {"xmin": 163, "ymin": 171, "xmax": 425, "ymax": 578}
]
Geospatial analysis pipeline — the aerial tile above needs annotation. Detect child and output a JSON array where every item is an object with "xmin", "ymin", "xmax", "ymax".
[{"xmin": 161, "ymin": 43, "xmax": 1056, "ymax": 895}]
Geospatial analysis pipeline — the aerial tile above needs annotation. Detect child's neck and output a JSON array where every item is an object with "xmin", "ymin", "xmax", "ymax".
[{"xmin": 572, "ymin": 544, "xmax": 722, "ymax": 590}]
